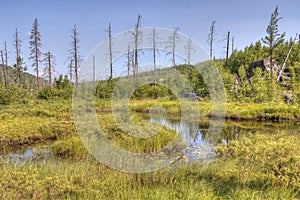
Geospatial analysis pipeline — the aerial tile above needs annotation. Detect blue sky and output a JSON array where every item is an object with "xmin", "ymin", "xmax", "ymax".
[{"xmin": 0, "ymin": 0, "xmax": 299, "ymax": 77}]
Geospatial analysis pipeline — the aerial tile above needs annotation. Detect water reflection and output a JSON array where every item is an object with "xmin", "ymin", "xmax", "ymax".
[
  {"xmin": 149, "ymin": 116, "xmax": 300, "ymax": 162},
  {"xmin": 0, "ymin": 146, "xmax": 51, "ymax": 164},
  {"xmin": 1, "ymin": 116, "xmax": 299, "ymax": 165},
  {"xmin": 150, "ymin": 118, "xmax": 216, "ymax": 162}
]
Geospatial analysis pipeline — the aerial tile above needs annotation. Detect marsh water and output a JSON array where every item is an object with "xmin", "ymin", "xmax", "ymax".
[{"xmin": 1, "ymin": 115, "xmax": 299, "ymax": 164}]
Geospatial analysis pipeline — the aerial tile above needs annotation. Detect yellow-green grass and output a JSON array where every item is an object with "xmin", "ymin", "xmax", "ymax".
[
  {"xmin": 1, "ymin": 98, "xmax": 300, "ymax": 149},
  {"xmin": 226, "ymin": 102, "xmax": 300, "ymax": 121},
  {"xmin": 0, "ymin": 98, "xmax": 299, "ymax": 199},
  {"xmin": 0, "ymin": 100, "xmax": 75, "ymax": 148},
  {"xmin": 1, "ymin": 132, "xmax": 299, "ymax": 199},
  {"xmin": 96, "ymin": 99, "xmax": 300, "ymax": 120}
]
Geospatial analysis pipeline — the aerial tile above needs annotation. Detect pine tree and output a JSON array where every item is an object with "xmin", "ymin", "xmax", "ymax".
[{"xmin": 262, "ymin": 6, "xmax": 285, "ymax": 80}]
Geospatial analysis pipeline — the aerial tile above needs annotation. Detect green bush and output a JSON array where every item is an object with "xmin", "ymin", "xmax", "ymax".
[
  {"xmin": 0, "ymin": 85, "xmax": 30, "ymax": 105},
  {"xmin": 37, "ymin": 75, "xmax": 73, "ymax": 100},
  {"xmin": 38, "ymin": 86, "xmax": 58, "ymax": 100}
]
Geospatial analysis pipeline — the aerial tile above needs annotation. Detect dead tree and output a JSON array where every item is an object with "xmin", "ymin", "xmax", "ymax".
[
  {"xmin": 68, "ymin": 58, "xmax": 73, "ymax": 82},
  {"xmin": 0, "ymin": 51, "xmax": 5, "ymax": 87},
  {"xmin": 1, "ymin": 42, "xmax": 8, "ymax": 87},
  {"xmin": 185, "ymin": 37, "xmax": 196, "ymax": 67},
  {"xmin": 29, "ymin": 18, "xmax": 42, "ymax": 92},
  {"xmin": 3, "ymin": 42, "xmax": 8, "ymax": 85},
  {"xmin": 166, "ymin": 27, "xmax": 179, "ymax": 67},
  {"xmin": 207, "ymin": 20, "xmax": 216, "ymax": 59},
  {"xmin": 225, "ymin": 31, "xmax": 230, "ymax": 66},
  {"xmin": 133, "ymin": 15, "xmax": 142, "ymax": 79},
  {"xmin": 185, "ymin": 37, "xmax": 196, "ymax": 89},
  {"xmin": 151, "ymin": 28, "xmax": 161, "ymax": 87},
  {"xmin": 127, "ymin": 44, "xmax": 131, "ymax": 77},
  {"xmin": 43, "ymin": 51, "xmax": 56, "ymax": 86},
  {"xmin": 70, "ymin": 24, "xmax": 80, "ymax": 86},
  {"xmin": 14, "ymin": 28, "xmax": 25, "ymax": 85},
  {"xmin": 277, "ymin": 33, "xmax": 298, "ymax": 82},
  {"xmin": 131, "ymin": 46, "xmax": 135, "ymax": 76},
  {"xmin": 108, "ymin": 23, "xmax": 113, "ymax": 82},
  {"xmin": 185, "ymin": 37, "xmax": 196, "ymax": 83}
]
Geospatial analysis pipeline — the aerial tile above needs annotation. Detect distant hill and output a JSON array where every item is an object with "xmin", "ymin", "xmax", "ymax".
[{"xmin": 0, "ymin": 65, "xmax": 38, "ymax": 86}]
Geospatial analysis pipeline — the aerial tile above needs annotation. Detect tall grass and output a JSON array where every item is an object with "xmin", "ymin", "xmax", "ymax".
[
  {"xmin": 0, "ymin": 100, "xmax": 74, "ymax": 148},
  {"xmin": 1, "ymin": 131, "xmax": 299, "ymax": 199},
  {"xmin": 96, "ymin": 99, "xmax": 300, "ymax": 120},
  {"xmin": 1, "ymin": 99, "xmax": 300, "ymax": 198}
]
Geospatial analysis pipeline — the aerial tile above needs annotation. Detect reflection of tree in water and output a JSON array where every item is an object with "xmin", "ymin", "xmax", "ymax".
[
  {"xmin": 147, "ymin": 114, "xmax": 300, "ymax": 162},
  {"xmin": 220, "ymin": 120, "xmax": 300, "ymax": 144}
]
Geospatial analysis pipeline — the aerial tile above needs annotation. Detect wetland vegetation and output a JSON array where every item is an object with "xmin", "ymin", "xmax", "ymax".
[{"xmin": 0, "ymin": 4, "xmax": 300, "ymax": 200}]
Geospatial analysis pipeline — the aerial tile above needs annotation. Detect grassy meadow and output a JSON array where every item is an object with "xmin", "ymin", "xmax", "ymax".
[{"xmin": 0, "ymin": 99, "xmax": 299, "ymax": 199}]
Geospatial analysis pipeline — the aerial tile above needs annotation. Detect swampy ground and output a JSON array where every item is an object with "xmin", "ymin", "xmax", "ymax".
[{"xmin": 0, "ymin": 99, "xmax": 299, "ymax": 199}]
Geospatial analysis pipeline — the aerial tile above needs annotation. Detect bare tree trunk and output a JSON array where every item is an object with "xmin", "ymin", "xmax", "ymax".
[
  {"xmin": 134, "ymin": 15, "xmax": 141, "ymax": 79},
  {"xmin": 70, "ymin": 59, "xmax": 73, "ymax": 82},
  {"xmin": 4, "ymin": 42, "xmax": 8, "ymax": 86},
  {"xmin": 152, "ymin": 28, "xmax": 157, "ymax": 88},
  {"xmin": 0, "ymin": 51, "xmax": 5, "ymax": 87},
  {"xmin": 69, "ymin": 25, "xmax": 80, "ymax": 86},
  {"xmin": 226, "ymin": 31, "xmax": 230, "ymax": 66},
  {"xmin": 185, "ymin": 37, "xmax": 195, "ymax": 86},
  {"xmin": 74, "ymin": 26, "xmax": 78, "ymax": 87},
  {"xmin": 277, "ymin": 46, "xmax": 292, "ymax": 81},
  {"xmin": 108, "ymin": 23, "xmax": 113, "ymax": 88},
  {"xmin": 277, "ymin": 34, "xmax": 298, "ymax": 82},
  {"xmin": 171, "ymin": 27, "xmax": 179, "ymax": 67},
  {"xmin": 186, "ymin": 38, "xmax": 192, "ymax": 66},
  {"xmin": 43, "ymin": 51, "xmax": 55, "ymax": 86},
  {"xmin": 15, "ymin": 28, "xmax": 21, "ymax": 85},
  {"xmin": 131, "ymin": 48, "xmax": 135, "ymax": 76},
  {"xmin": 208, "ymin": 21, "xmax": 216, "ymax": 59},
  {"xmin": 47, "ymin": 52, "xmax": 52, "ymax": 85},
  {"xmin": 1, "ymin": 42, "xmax": 8, "ymax": 88},
  {"xmin": 127, "ymin": 44, "xmax": 131, "ymax": 77}
]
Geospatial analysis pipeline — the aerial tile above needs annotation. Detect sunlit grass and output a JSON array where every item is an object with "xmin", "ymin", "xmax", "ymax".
[
  {"xmin": 96, "ymin": 99, "xmax": 300, "ymax": 120},
  {"xmin": 0, "ymin": 99, "xmax": 300, "ymax": 199},
  {"xmin": 1, "ymin": 132, "xmax": 299, "ymax": 199}
]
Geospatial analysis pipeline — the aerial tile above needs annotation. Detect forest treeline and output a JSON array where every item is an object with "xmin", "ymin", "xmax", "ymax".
[{"xmin": 0, "ymin": 6, "xmax": 299, "ymax": 105}]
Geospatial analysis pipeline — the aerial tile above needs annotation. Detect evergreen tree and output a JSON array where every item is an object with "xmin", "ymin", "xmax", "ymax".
[{"xmin": 262, "ymin": 6, "xmax": 285, "ymax": 80}]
